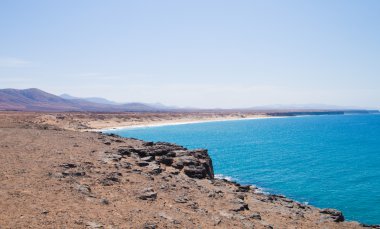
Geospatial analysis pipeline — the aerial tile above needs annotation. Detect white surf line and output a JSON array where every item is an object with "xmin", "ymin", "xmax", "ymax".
[{"xmin": 96, "ymin": 116, "xmax": 287, "ymax": 132}]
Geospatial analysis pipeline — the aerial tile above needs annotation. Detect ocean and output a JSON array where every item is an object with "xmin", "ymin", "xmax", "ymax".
[{"xmin": 105, "ymin": 114, "xmax": 380, "ymax": 225}]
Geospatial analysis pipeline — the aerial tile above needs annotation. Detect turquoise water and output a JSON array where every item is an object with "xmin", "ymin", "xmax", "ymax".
[{"xmin": 106, "ymin": 114, "xmax": 380, "ymax": 224}]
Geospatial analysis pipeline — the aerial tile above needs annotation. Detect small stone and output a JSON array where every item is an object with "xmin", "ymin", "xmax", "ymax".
[
  {"xmin": 60, "ymin": 163, "xmax": 77, "ymax": 168},
  {"xmin": 100, "ymin": 172, "xmax": 122, "ymax": 186},
  {"xmin": 229, "ymin": 198, "xmax": 249, "ymax": 212},
  {"xmin": 100, "ymin": 198, "xmax": 109, "ymax": 205},
  {"xmin": 237, "ymin": 185, "xmax": 251, "ymax": 192},
  {"xmin": 249, "ymin": 212, "xmax": 261, "ymax": 220},
  {"xmin": 141, "ymin": 156, "xmax": 154, "ymax": 162},
  {"xmin": 41, "ymin": 210, "xmax": 49, "ymax": 215},
  {"xmin": 138, "ymin": 188, "xmax": 157, "ymax": 201},
  {"xmin": 147, "ymin": 163, "xmax": 162, "ymax": 175},
  {"xmin": 137, "ymin": 161, "xmax": 149, "ymax": 167},
  {"xmin": 175, "ymin": 195, "xmax": 189, "ymax": 203},
  {"xmin": 75, "ymin": 184, "xmax": 93, "ymax": 196},
  {"xmin": 143, "ymin": 223, "xmax": 157, "ymax": 229},
  {"xmin": 86, "ymin": 221, "xmax": 104, "ymax": 229}
]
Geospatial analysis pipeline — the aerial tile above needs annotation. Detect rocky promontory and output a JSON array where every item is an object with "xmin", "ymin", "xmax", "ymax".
[{"xmin": 0, "ymin": 112, "xmax": 377, "ymax": 228}]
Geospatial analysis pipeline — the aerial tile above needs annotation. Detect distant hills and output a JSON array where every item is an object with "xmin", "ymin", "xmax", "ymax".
[
  {"xmin": 60, "ymin": 93, "xmax": 120, "ymax": 105},
  {"xmin": 0, "ymin": 88, "xmax": 378, "ymax": 113},
  {"xmin": 0, "ymin": 88, "xmax": 168, "ymax": 112},
  {"xmin": 59, "ymin": 93, "xmax": 178, "ymax": 110}
]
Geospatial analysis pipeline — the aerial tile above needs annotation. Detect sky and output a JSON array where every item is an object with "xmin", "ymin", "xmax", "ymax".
[{"xmin": 1, "ymin": 0, "xmax": 380, "ymax": 109}]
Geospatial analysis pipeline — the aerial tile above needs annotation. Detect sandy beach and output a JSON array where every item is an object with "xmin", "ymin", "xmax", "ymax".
[{"xmin": 27, "ymin": 111, "xmax": 271, "ymax": 131}]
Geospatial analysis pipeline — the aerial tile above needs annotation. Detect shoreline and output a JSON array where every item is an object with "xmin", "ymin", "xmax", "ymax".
[
  {"xmin": 95, "ymin": 115, "xmax": 285, "ymax": 132},
  {"xmin": 98, "ymin": 113, "xmax": 380, "ymax": 226},
  {"xmin": 89, "ymin": 112, "xmax": 369, "ymax": 132}
]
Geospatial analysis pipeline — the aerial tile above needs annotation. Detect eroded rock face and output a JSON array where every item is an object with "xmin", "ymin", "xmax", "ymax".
[
  {"xmin": 320, "ymin": 208, "xmax": 345, "ymax": 222},
  {"xmin": 114, "ymin": 142, "xmax": 214, "ymax": 180}
]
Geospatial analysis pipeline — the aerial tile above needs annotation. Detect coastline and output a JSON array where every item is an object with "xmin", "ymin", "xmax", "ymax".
[
  {"xmin": 94, "ymin": 115, "xmax": 283, "ymax": 132},
  {"xmin": 0, "ymin": 111, "xmax": 377, "ymax": 228}
]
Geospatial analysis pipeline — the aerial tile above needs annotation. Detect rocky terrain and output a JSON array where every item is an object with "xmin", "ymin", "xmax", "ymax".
[{"xmin": 0, "ymin": 112, "xmax": 378, "ymax": 228}]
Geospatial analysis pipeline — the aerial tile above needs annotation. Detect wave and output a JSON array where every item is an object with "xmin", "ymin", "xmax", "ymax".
[{"xmin": 214, "ymin": 174, "xmax": 270, "ymax": 195}]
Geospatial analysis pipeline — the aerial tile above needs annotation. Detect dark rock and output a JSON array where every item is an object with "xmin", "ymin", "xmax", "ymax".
[
  {"xmin": 143, "ymin": 141, "xmax": 154, "ymax": 146},
  {"xmin": 133, "ymin": 148, "xmax": 149, "ymax": 157},
  {"xmin": 100, "ymin": 198, "xmax": 109, "ymax": 205},
  {"xmin": 105, "ymin": 133, "xmax": 119, "ymax": 137},
  {"xmin": 147, "ymin": 163, "xmax": 162, "ymax": 175},
  {"xmin": 172, "ymin": 161, "xmax": 184, "ymax": 169},
  {"xmin": 131, "ymin": 169, "xmax": 142, "ymax": 174},
  {"xmin": 184, "ymin": 166, "xmax": 207, "ymax": 179},
  {"xmin": 104, "ymin": 142, "xmax": 111, "ymax": 145},
  {"xmin": 230, "ymin": 198, "xmax": 249, "ymax": 212},
  {"xmin": 137, "ymin": 161, "xmax": 150, "ymax": 167},
  {"xmin": 117, "ymin": 148, "xmax": 132, "ymax": 156},
  {"xmin": 175, "ymin": 195, "xmax": 189, "ymax": 203},
  {"xmin": 166, "ymin": 151, "xmax": 176, "ymax": 157},
  {"xmin": 360, "ymin": 224, "xmax": 380, "ymax": 228},
  {"xmin": 138, "ymin": 187, "xmax": 157, "ymax": 200},
  {"xmin": 249, "ymin": 212, "xmax": 262, "ymax": 220},
  {"xmin": 320, "ymin": 208, "xmax": 344, "ymax": 222},
  {"xmin": 237, "ymin": 185, "xmax": 251, "ymax": 192},
  {"xmin": 207, "ymin": 191, "xmax": 223, "ymax": 198},
  {"xmin": 121, "ymin": 162, "xmax": 132, "ymax": 169},
  {"xmin": 236, "ymin": 193, "xmax": 245, "ymax": 200},
  {"xmin": 176, "ymin": 156, "xmax": 198, "ymax": 166},
  {"xmin": 100, "ymin": 172, "xmax": 122, "ymax": 186},
  {"xmin": 74, "ymin": 184, "xmax": 93, "ymax": 196},
  {"xmin": 41, "ymin": 210, "xmax": 49, "ymax": 215},
  {"xmin": 60, "ymin": 163, "xmax": 77, "ymax": 169},
  {"xmin": 143, "ymin": 223, "xmax": 157, "ymax": 229},
  {"xmin": 141, "ymin": 156, "xmax": 154, "ymax": 162},
  {"xmin": 156, "ymin": 156, "xmax": 174, "ymax": 165},
  {"xmin": 108, "ymin": 154, "xmax": 122, "ymax": 162},
  {"xmin": 63, "ymin": 171, "xmax": 86, "ymax": 177}
]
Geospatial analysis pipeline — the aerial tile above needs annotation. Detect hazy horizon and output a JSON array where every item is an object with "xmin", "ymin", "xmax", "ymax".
[{"xmin": 1, "ymin": 1, "xmax": 380, "ymax": 109}]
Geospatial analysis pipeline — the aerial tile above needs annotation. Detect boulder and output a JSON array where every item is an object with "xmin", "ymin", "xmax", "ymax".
[
  {"xmin": 156, "ymin": 156, "xmax": 174, "ymax": 166},
  {"xmin": 184, "ymin": 166, "xmax": 208, "ymax": 179},
  {"xmin": 320, "ymin": 208, "xmax": 344, "ymax": 222}
]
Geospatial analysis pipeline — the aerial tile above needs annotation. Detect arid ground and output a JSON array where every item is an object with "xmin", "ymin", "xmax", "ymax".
[{"xmin": 0, "ymin": 112, "xmax": 372, "ymax": 228}]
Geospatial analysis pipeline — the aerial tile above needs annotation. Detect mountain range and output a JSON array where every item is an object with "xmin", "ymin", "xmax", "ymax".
[
  {"xmin": 0, "ymin": 88, "xmax": 378, "ymax": 112},
  {"xmin": 0, "ymin": 88, "xmax": 169, "ymax": 112}
]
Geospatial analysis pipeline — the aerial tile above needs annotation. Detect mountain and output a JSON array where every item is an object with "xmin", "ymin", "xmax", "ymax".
[
  {"xmin": 60, "ymin": 93, "xmax": 177, "ymax": 110},
  {"xmin": 60, "ymin": 94, "xmax": 120, "ymax": 105},
  {"xmin": 0, "ymin": 88, "xmax": 161, "ymax": 112}
]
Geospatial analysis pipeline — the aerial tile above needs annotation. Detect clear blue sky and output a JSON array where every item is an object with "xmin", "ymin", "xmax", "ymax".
[{"xmin": 1, "ymin": 0, "xmax": 379, "ymax": 108}]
